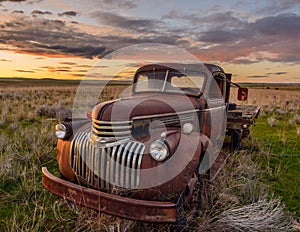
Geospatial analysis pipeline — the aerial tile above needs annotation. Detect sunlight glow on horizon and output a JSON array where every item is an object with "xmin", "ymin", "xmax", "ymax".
[{"xmin": 0, "ymin": 0, "xmax": 299, "ymax": 83}]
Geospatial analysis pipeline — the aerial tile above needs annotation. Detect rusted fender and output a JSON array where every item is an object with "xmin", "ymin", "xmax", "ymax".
[{"xmin": 42, "ymin": 167, "xmax": 177, "ymax": 223}]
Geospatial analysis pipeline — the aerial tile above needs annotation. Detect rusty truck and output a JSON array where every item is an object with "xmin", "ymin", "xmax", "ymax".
[{"xmin": 42, "ymin": 63, "xmax": 260, "ymax": 228}]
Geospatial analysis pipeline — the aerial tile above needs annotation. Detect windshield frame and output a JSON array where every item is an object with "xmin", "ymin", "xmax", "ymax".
[{"xmin": 132, "ymin": 68, "xmax": 207, "ymax": 97}]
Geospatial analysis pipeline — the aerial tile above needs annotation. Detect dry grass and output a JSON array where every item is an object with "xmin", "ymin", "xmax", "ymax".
[
  {"xmin": 0, "ymin": 83, "xmax": 129, "ymax": 231},
  {"xmin": 201, "ymin": 198, "xmax": 291, "ymax": 232},
  {"xmin": 48, "ymin": 148, "xmax": 293, "ymax": 232},
  {"xmin": 193, "ymin": 147, "xmax": 293, "ymax": 232},
  {"xmin": 230, "ymin": 87, "xmax": 300, "ymax": 118},
  {"xmin": 0, "ymin": 84, "xmax": 297, "ymax": 231}
]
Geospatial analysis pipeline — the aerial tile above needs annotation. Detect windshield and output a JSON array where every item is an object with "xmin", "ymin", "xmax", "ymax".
[{"xmin": 134, "ymin": 69, "xmax": 206, "ymax": 96}]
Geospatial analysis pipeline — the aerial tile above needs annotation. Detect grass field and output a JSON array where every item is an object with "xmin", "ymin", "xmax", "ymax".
[
  {"xmin": 236, "ymin": 88, "xmax": 300, "ymax": 218},
  {"xmin": 0, "ymin": 83, "xmax": 298, "ymax": 231}
]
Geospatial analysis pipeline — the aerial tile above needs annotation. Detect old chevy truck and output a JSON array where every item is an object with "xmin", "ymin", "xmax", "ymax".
[{"xmin": 42, "ymin": 63, "xmax": 260, "ymax": 227}]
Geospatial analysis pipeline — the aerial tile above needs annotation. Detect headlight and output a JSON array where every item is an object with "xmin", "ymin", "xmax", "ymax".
[
  {"xmin": 149, "ymin": 140, "xmax": 169, "ymax": 161},
  {"xmin": 55, "ymin": 123, "xmax": 67, "ymax": 139}
]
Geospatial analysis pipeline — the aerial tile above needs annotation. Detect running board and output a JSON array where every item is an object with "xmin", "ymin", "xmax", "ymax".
[{"xmin": 209, "ymin": 151, "xmax": 230, "ymax": 182}]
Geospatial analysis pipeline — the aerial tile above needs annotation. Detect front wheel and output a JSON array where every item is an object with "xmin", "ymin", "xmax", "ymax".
[
  {"xmin": 174, "ymin": 173, "xmax": 209, "ymax": 231},
  {"xmin": 231, "ymin": 129, "xmax": 242, "ymax": 151}
]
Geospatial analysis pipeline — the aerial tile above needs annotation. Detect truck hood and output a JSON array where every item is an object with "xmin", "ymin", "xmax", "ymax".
[{"xmin": 92, "ymin": 93, "xmax": 204, "ymax": 122}]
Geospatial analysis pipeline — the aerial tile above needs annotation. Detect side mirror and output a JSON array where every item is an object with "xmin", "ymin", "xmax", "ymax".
[{"xmin": 238, "ymin": 87, "xmax": 248, "ymax": 101}]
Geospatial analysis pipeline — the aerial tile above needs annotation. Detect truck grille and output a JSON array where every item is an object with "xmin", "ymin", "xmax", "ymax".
[
  {"xmin": 92, "ymin": 118, "xmax": 132, "ymax": 139},
  {"xmin": 70, "ymin": 132, "xmax": 145, "ymax": 191}
]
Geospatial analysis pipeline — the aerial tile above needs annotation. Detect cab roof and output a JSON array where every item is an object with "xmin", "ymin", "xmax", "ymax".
[{"xmin": 135, "ymin": 63, "xmax": 224, "ymax": 74}]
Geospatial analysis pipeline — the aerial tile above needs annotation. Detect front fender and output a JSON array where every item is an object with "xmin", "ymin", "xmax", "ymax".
[
  {"xmin": 57, "ymin": 138, "xmax": 75, "ymax": 180},
  {"xmin": 138, "ymin": 131, "xmax": 208, "ymax": 200}
]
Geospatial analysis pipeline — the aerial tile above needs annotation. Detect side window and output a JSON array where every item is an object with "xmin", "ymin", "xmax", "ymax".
[
  {"xmin": 207, "ymin": 72, "xmax": 228, "ymax": 100},
  {"xmin": 134, "ymin": 71, "xmax": 165, "ymax": 93},
  {"xmin": 171, "ymin": 75, "xmax": 204, "ymax": 87},
  {"xmin": 135, "ymin": 74, "xmax": 149, "ymax": 92},
  {"xmin": 208, "ymin": 77, "xmax": 223, "ymax": 99}
]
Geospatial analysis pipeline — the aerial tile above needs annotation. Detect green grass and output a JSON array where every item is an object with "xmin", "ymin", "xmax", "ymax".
[{"xmin": 252, "ymin": 113, "xmax": 300, "ymax": 218}]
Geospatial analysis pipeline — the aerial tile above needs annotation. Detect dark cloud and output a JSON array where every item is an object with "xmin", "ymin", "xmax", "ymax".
[
  {"xmin": 230, "ymin": 59, "xmax": 260, "ymax": 64},
  {"xmin": 90, "ymin": 11, "xmax": 163, "ymax": 33},
  {"xmin": 73, "ymin": 69, "xmax": 88, "ymax": 73},
  {"xmin": 274, "ymin": 72, "xmax": 287, "ymax": 75},
  {"xmin": 0, "ymin": 9, "xmax": 299, "ymax": 65},
  {"xmin": 0, "ymin": 58, "xmax": 11, "ymax": 62},
  {"xmin": 15, "ymin": 69, "xmax": 35, "ymax": 73},
  {"xmin": 247, "ymin": 75, "xmax": 268, "ymax": 78},
  {"xmin": 31, "ymin": 10, "xmax": 52, "ymax": 16},
  {"xmin": 250, "ymin": 13, "xmax": 300, "ymax": 36},
  {"xmin": 0, "ymin": 17, "xmax": 109, "ymax": 58},
  {"xmin": 11, "ymin": 10, "xmax": 24, "ymax": 14},
  {"xmin": 95, "ymin": 0, "xmax": 137, "ymax": 9},
  {"xmin": 71, "ymin": 73, "xmax": 84, "ymax": 77},
  {"xmin": 163, "ymin": 9, "xmax": 300, "ymax": 64},
  {"xmin": 76, "ymin": 64, "xmax": 92, "ymax": 68},
  {"xmin": 58, "ymin": 62, "xmax": 77, "ymax": 65},
  {"xmin": 266, "ymin": 72, "xmax": 288, "ymax": 75},
  {"xmin": 37, "ymin": 44, "xmax": 106, "ymax": 58},
  {"xmin": 58, "ymin": 11, "xmax": 78, "ymax": 17},
  {"xmin": 256, "ymin": 0, "xmax": 300, "ymax": 15},
  {"xmin": 40, "ymin": 66, "xmax": 54, "ymax": 69},
  {"xmin": 193, "ymin": 13, "xmax": 300, "ymax": 64},
  {"xmin": 55, "ymin": 69, "xmax": 70, "ymax": 72}
]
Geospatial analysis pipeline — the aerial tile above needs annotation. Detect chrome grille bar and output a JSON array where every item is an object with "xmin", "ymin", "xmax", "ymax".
[
  {"xmin": 92, "ymin": 119, "xmax": 132, "ymax": 139},
  {"xmin": 70, "ymin": 132, "xmax": 145, "ymax": 191},
  {"xmin": 92, "ymin": 127, "xmax": 131, "ymax": 136},
  {"xmin": 92, "ymin": 118, "xmax": 132, "ymax": 124}
]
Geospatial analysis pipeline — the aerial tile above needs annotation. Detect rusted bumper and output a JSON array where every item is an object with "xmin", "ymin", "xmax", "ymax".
[{"xmin": 42, "ymin": 167, "xmax": 177, "ymax": 222}]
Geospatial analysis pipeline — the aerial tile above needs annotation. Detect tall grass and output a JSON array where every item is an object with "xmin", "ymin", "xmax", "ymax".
[
  {"xmin": 231, "ymin": 86, "xmax": 300, "ymax": 222},
  {"xmin": 0, "ymin": 84, "xmax": 128, "ymax": 231}
]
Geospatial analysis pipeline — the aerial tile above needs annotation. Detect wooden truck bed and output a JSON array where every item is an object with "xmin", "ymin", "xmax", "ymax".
[{"xmin": 226, "ymin": 105, "xmax": 260, "ymax": 130}]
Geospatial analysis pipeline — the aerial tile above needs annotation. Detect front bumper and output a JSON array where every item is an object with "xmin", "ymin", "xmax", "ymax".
[{"xmin": 42, "ymin": 167, "xmax": 177, "ymax": 222}]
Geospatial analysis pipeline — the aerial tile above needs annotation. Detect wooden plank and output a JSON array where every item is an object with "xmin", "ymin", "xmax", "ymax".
[{"xmin": 226, "ymin": 105, "xmax": 260, "ymax": 129}]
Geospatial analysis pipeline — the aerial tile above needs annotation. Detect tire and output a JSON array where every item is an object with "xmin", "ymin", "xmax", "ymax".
[
  {"xmin": 231, "ymin": 129, "xmax": 242, "ymax": 151},
  {"xmin": 174, "ymin": 173, "xmax": 208, "ymax": 231}
]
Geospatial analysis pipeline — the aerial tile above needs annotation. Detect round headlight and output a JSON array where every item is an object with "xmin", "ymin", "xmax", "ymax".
[
  {"xmin": 55, "ymin": 123, "xmax": 67, "ymax": 139},
  {"xmin": 149, "ymin": 140, "xmax": 169, "ymax": 161}
]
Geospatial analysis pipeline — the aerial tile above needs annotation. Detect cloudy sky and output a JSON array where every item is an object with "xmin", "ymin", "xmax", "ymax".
[{"xmin": 0, "ymin": 0, "xmax": 299, "ymax": 83}]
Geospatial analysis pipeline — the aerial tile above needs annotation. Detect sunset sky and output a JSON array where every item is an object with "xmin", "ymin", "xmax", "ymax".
[{"xmin": 0, "ymin": 0, "xmax": 299, "ymax": 83}]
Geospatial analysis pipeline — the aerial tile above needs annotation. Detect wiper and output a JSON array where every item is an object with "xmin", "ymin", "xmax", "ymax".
[{"xmin": 162, "ymin": 69, "xmax": 169, "ymax": 93}]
